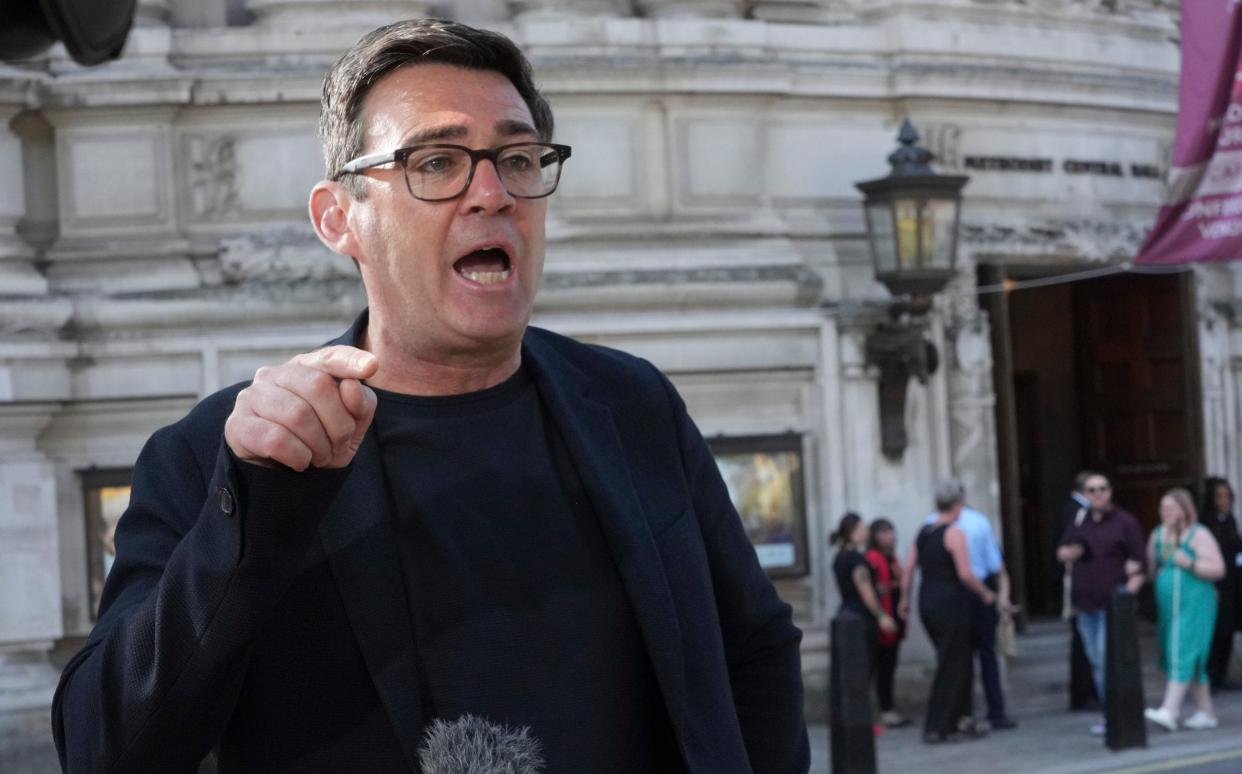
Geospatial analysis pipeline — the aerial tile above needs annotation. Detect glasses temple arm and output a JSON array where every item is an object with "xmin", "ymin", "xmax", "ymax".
[{"xmin": 339, "ymin": 149, "xmax": 400, "ymax": 175}]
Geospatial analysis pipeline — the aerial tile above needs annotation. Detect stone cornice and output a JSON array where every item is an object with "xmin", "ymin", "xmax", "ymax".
[
  {"xmin": 860, "ymin": 0, "xmax": 1176, "ymax": 40},
  {"xmin": 0, "ymin": 10, "xmax": 1177, "ymax": 112},
  {"xmin": 69, "ymin": 281, "xmax": 364, "ymax": 334}
]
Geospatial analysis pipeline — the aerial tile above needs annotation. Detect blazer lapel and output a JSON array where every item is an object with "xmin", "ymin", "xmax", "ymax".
[
  {"xmin": 319, "ymin": 429, "xmax": 424, "ymax": 771},
  {"xmin": 523, "ymin": 334, "xmax": 693, "ymax": 752}
]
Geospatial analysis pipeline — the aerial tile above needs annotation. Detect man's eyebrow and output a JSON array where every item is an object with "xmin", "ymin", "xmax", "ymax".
[
  {"xmin": 496, "ymin": 119, "xmax": 539, "ymax": 138},
  {"xmin": 399, "ymin": 125, "xmax": 469, "ymax": 146},
  {"xmin": 396, "ymin": 120, "xmax": 539, "ymax": 148}
]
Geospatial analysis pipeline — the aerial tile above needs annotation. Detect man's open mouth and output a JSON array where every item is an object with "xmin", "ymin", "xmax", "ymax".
[{"xmin": 453, "ymin": 247, "xmax": 511, "ymax": 285}]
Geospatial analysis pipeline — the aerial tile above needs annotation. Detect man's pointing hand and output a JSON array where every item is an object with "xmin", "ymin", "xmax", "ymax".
[{"xmin": 225, "ymin": 345, "xmax": 379, "ymax": 471}]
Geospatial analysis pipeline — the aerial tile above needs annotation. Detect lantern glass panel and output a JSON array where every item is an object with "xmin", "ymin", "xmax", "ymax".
[
  {"xmin": 866, "ymin": 202, "xmax": 898, "ymax": 274},
  {"xmin": 925, "ymin": 196, "xmax": 960, "ymax": 270},
  {"xmin": 893, "ymin": 197, "xmax": 922, "ymax": 269}
]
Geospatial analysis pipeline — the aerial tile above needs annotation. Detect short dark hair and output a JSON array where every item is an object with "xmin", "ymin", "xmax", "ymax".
[
  {"xmin": 318, "ymin": 18, "xmax": 554, "ymax": 197},
  {"xmin": 867, "ymin": 517, "xmax": 895, "ymax": 552},
  {"xmin": 832, "ymin": 512, "xmax": 863, "ymax": 549},
  {"xmin": 1202, "ymin": 476, "xmax": 1235, "ymax": 516},
  {"xmin": 1073, "ymin": 470, "xmax": 1099, "ymax": 493}
]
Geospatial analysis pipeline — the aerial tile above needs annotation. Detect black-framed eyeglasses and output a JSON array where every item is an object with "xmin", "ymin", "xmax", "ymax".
[
  {"xmin": 335, "ymin": 142, "xmax": 572, "ymax": 202},
  {"xmin": 1086, "ymin": 485, "xmax": 1111, "ymax": 493}
]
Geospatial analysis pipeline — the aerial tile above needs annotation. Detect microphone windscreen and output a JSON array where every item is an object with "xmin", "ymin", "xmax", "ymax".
[{"xmin": 418, "ymin": 714, "xmax": 545, "ymax": 774}]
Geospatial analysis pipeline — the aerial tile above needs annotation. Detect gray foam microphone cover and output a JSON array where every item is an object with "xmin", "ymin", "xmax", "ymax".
[{"xmin": 418, "ymin": 714, "xmax": 545, "ymax": 774}]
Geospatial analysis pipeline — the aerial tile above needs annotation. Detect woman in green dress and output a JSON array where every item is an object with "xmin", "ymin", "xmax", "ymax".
[{"xmin": 1144, "ymin": 488, "xmax": 1226, "ymax": 732}]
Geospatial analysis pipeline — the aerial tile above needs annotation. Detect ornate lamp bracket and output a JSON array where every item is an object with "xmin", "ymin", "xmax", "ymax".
[{"xmin": 865, "ymin": 310, "xmax": 940, "ymax": 460}]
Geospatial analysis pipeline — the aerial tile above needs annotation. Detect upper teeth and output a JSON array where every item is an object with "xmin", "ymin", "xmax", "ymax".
[{"xmin": 461, "ymin": 268, "xmax": 510, "ymax": 285}]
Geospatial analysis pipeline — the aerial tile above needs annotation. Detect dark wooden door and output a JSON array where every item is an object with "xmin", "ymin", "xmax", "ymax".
[
  {"xmin": 1073, "ymin": 272, "xmax": 1203, "ymax": 532},
  {"xmin": 1013, "ymin": 371, "xmax": 1050, "ymax": 615}
]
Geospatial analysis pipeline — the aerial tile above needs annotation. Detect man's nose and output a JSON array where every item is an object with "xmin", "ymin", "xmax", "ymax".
[{"xmin": 461, "ymin": 158, "xmax": 515, "ymax": 213}]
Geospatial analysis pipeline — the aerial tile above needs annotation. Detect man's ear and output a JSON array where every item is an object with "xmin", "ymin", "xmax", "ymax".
[{"xmin": 309, "ymin": 180, "xmax": 360, "ymax": 260}]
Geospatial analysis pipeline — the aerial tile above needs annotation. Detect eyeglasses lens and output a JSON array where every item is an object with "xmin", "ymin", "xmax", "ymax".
[{"xmin": 404, "ymin": 144, "xmax": 564, "ymax": 201}]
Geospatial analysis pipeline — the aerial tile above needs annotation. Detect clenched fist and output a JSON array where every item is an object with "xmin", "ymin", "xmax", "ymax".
[{"xmin": 225, "ymin": 346, "xmax": 379, "ymax": 471}]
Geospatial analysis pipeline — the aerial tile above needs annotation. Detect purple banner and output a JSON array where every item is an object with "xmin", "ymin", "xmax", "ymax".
[{"xmin": 1135, "ymin": 1, "xmax": 1242, "ymax": 265}]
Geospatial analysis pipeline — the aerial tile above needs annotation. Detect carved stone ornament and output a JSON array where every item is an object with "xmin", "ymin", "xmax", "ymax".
[
  {"xmin": 960, "ymin": 218, "xmax": 1151, "ymax": 262},
  {"xmin": 245, "ymin": 0, "xmax": 434, "ymax": 28},
  {"xmin": 218, "ymin": 231, "xmax": 358, "ymax": 283},
  {"xmin": 510, "ymin": 0, "xmax": 633, "ymax": 16},
  {"xmin": 636, "ymin": 0, "xmax": 746, "ymax": 18},
  {"xmin": 748, "ymin": 1, "xmax": 849, "ymax": 23},
  {"xmin": 188, "ymin": 136, "xmax": 239, "ymax": 220}
]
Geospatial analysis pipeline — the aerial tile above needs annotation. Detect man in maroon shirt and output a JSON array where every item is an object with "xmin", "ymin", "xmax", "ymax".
[{"xmin": 1057, "ymin": 471, "xmax": 1146, "ymax": 735}]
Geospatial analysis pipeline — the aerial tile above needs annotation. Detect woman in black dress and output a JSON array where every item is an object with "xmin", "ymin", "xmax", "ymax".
[
  {"xmin": 1202, "ymin": 477, "xmax": 1241, "ymax": 689},
  {"xmin": 833, "ymin": 512, "xmax": 899, "ymax": 632},
  {"xmin": 832, "ymin": 511, "xmax": 899, "ymax": 730},
  {"xmin": 900, "ymin": 479, "xmax": 997, "ymax": 743}
]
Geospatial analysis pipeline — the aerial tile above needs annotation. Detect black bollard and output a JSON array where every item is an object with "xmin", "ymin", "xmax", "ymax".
[
  {"xmin": 1104, "ymin": 591, "xmax": 1146, "ymax": 751},
  {"xmin": 830, "ymin": 611, "xmax": 877, "ymax": 774}
]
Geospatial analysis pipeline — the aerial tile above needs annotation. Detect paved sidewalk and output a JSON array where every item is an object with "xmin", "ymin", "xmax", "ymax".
[
  {"xmin": 7, "ymin": 620, "xmax": 1241, "ymax": 772},
  {"xmin": 810, "ymin": 619, "xmax": 1242, "ymax": 773}
]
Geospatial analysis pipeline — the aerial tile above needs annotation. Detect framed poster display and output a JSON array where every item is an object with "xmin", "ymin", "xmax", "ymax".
[
  {"xmin": 708, "ymin": 434, "xmax": 809, "ymax": 578},
  {"xmin": 82, "ymin": 468, "xmax": 133, "ymax": 620}
]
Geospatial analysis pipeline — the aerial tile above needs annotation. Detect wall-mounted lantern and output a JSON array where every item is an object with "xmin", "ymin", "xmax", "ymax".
[{"xmin": 855, "ymin": 119, "xmax": 969, "ymax": 460}]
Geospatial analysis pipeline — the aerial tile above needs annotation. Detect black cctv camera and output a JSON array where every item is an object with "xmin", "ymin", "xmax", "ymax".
[{"xmin": 0, "ymin": 0, "xmax": 136, "ymax": 66}]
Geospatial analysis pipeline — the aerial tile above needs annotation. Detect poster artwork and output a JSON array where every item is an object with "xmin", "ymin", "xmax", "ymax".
[
  {"xmin": 1135, "ymin": 1, "xmax": 1242, "ymax": 265},
  {"xmin": 714, "ymin": 446, "xmax": 805, "ymax": 574}
]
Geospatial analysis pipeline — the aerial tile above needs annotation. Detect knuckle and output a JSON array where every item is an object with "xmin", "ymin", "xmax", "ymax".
[
  {"xmin": 223, "ymin": 414, "xmax": 242, "ymax": 444},
  {"xmin": 232, "ymin": 386, "xmax": 257, "ymax": 411},
  {"xmin": 306, "ymin": 370, "xmax": 336, "ymax": 397},
  {"xmin": 288, "ymin": 400, "xmax": 317, "ymax": 429},
  {"xmin": 332, "ymin": 418, "xmax": 358, "ymax": 445},
  {"xmin": 262, "ymin": 424, "xmax": 290, "ymax": 455}
]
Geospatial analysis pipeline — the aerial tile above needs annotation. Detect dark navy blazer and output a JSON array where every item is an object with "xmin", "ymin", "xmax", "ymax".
[{"xmin": 53, "ymin": 313, "xmax": 809, "ymax": 773}]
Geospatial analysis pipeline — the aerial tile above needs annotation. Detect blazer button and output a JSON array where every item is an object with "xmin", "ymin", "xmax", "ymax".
[{"xmin": 217, "ymin": 487, "xmax": 235, "ymax": 516}]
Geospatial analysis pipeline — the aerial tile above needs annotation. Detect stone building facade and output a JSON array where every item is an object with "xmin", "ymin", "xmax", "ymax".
[{"xmin": 5, "ymin": 0, "xmax": 1229, "ymax": 720}]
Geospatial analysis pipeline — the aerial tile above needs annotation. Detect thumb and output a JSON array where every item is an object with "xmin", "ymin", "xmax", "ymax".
[{"xmin": 338, "ymin": 378, "xmax": 377, "ymax": 458}]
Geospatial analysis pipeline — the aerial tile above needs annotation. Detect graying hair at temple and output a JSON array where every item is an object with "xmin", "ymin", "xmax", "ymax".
[{"xmin": 934, "ymin": 478, "xmax": 966, "ymax": 512}]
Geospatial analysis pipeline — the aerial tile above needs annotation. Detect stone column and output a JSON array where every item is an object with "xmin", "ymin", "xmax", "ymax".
[
  {"xmin": 945, "ymin": 309, "xmax": 1002, "ymax": 520},
  {"xmin": 245, "ymin": 0, "xmax": 434, "ymax": 28},
  {"xmin": 0, "ymin": 104, "xmax": 43, "ymax": 297},
  {"xmin": 1196, "ymin": 266, "xmax": 1237, "ymax": 485},
  {"xmin": 511, "ymin": 0, "xmax": 633, "ymax": 18},
  {"xmin": 943, "ymin": 260, "xmax": 1002, "ymax": 517},
  {"xmin": 637, "ymin": 0, "xmax": 745, "ymax": 18},
  {"xmin": 0, "ymin": 407, "xmax": 63, "ymax": 712}
]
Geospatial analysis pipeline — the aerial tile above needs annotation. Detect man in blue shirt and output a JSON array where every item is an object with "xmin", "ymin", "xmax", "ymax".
[{"xmin": 924, "ymin": 502, "xmax": 1017, "ymax": 729}]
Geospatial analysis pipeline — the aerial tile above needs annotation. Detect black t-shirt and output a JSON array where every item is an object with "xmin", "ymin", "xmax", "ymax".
[
  {"xmin": 372, "ymin": 365, "xmax": 682, "ymax": 772},
  {"xmin": 833, "ymin": 548, "xmax": 873, "ymax": 619}
]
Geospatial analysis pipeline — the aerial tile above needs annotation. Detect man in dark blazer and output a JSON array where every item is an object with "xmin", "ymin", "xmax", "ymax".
[{"xmin": 52, "ymin": 19, "xmax": 808, "ymax": 773}]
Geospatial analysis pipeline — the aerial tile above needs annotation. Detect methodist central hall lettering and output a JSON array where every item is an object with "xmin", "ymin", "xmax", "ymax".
[
  {"xmin": 1063, "ymin": 159, "xmax": 1124, "ymax": 176},
  {"xmin": 959, "ymin": 155, "xmax": 1163, "ymax": 179},
  {"xmin": 963, "ymin": 156, "xmax": 1053, "ymax": 172}
]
